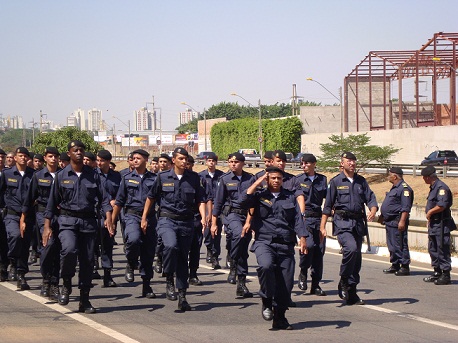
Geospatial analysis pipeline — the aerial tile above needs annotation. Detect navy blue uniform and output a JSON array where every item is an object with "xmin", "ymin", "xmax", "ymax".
[
  {"xmin": 45, "ymin": 164, "xmax": 111, "ymax": 289},
  {"xmin": 147, "ymin": 169, "xmax": 205, "ymax": 290},
  {"xmin": 212, "ymin": 170, "xmax": 255, "ymax": 277},
  {"xmin": 425, "ymin": 179, "xmax": 456, "ymax": 271},
  {"xmin": 322, "ymin": 172, "xmax": 377, "ymax": 287},
  {"xmin": 0, "ymin": 168, "xmax": 9, "ymax": 279},
  {"xmin": 22, "ymin": 167, "xmax": 61, "ymax": 284},
  {"xmin": 254, "ymin": 169, "xmax": 298, "ymax": 192},
  {"xmin": 296, "ymin": 172, "xmax": 328, "ymax": 287},
  {"xmin": 240, "ymin": 187, "xmax": 310, "ymax": 311},
  {"xmin": 0, "ymin": 166, "xmax": 35, "ymax": 275},
  {"xmin": 115, "ymin": 170, "xmax": 157, "ymax": 280},
  {"xmin": 97, "ymin": 168, "xmax": 121, "ymax": 270},
  {"xmin": 380, "ymin": 180, "xmax": 414, "ymax": 268},
  {"xmin": 199, "ymin": 168, "xmax": 224, "ymax": 260}
]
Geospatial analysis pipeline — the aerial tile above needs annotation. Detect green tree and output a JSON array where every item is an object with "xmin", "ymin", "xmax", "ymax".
[
  {"xmin": 318, "ymin": 133, "xmax": 400, "ymax": 171},
  {"xmin": 0, "ymin": 128, "xmax": 35, "ymax": 152},
  {"xmin": 31, "ymin": 127, "xmax": 101, "ymax": 154}
]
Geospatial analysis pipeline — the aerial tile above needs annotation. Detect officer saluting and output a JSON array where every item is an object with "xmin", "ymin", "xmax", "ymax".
[
  {"xmin": 421, "ymin": 166, "xmax": 456, "ymax": 285},
  {"xmin": 320, "ymin": 152, "xmax": 377, "ymax": 305},
  {"xmin": 241, "ymin": 166, "xmax": 310, "ymax": 330},
  {"xmin": 380, "ymin": 167, "xmax": 414, "ymax": 276},
  {"xmin": 43, "ymin": 140, "xmax": 113, "ymax": 314}
]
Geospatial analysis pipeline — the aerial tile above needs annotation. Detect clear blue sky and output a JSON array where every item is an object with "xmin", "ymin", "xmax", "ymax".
[{"xmin": 1, "ymin": 0, "xmax": 457, "ymax": 130}]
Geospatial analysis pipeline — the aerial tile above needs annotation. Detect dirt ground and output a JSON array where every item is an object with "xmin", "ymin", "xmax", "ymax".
[{"xmin": 113, "ymin": 161, "xmax": 458, "ymax": 209}]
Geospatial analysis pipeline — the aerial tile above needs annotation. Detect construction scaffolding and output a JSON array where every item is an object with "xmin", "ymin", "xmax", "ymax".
[{"xmin": 344, "ymin": 32, "xmax": 458, "ymax": 132}]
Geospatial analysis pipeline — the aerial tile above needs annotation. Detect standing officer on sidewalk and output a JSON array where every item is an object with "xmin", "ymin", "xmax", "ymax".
[
  {"xmin": 112, "ymin": 149, "xmax": 157, "ymax": 298},
  {"xmin": 320, "ymin": 152, "xmax": 377, "ymax": 305},
  {"xmin": 43, "ymin": 140, "xmax": 113, "ymax": 314},
  {"xmin": 240, "ymin": 167, "xmax": 310, "ymax": 330},
  {"xmin": 211, "ymin": 152, "xmax": 255, "ymax": 297},
  {"xmin": 21, "ymin": 147, "xmax": 61, "ymax": 300},
  {"xmin": 142, "ymin": 147, "xmax": 206, "ymax": 311},
  {"xmin": 380, "ymin": 167, "xmax": 414, "ymax": 276},
  {"xmin": 296, "ymin": 153, "xmax": 328, "ymax": 295},
  {"xmin": 421, "ymin": 166, "xmax": 456, "ymax": 285},
  {"xmin": 0, "ymin": 147, "xmax": 35, "ymax": 290}
]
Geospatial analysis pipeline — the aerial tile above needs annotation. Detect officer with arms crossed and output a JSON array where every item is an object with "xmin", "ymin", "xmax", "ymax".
[
  {"xmin": 43, "ymin": 140, "xmax": 113, "ymax": 314},
  {"xmin": 241, "ymin": 166, "xmax": 310, "ymax": 330},
  {"xmin": 421, "ymin": 166, "xmax": 456, "ymax": 285},
  {"xmin": 142, "ymin": 147, "xmax": 206, "ymax": 311},
  {"xmin": 320, "ymin": 152, "xmax": 377, "ymax": 305},
  {"xmin": 380, "ymin": 167, "xmax": 414, "ymax": 276}
]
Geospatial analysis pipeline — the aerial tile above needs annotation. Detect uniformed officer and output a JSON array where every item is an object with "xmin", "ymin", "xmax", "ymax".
[
  {"xmin": 43, "ymin": 140, "xmax": 113, "ymax": 314},
  {"xmin": 211, "ymin": 152, "xmax": 255, "ymax": 297},
  {"xmin": 320, "ymin": 152, "xmax": 378, "ymax": 305},
  {"xmin": 119, "ymin": 153, "xmax": 134, "ymax": 177},
  {"xmin": 149, "ymin": 156, "xmax": 160, "ymax": 174},
  {"xmin": 241, "ymin": 167, "xmax": 310, "ymax": 330},
  {"xmin": 5, "ymin": 152, "xmax": 16, "ymax": 168},
  {"xmin": 421, "ymin": 166, "xmax": 456, "ymax": 285},
  {"xmin": 21, "ymin": 147, "xmax": 61, "ymax": 300},
  {"xmin": 142, "ymin": 147, "xmax": 206, "ymax": 311},
  {"xmin": 59, "ymin": 152, "xmax": 70, "ymax": 169},
  {"xmin": 0, "ymin": 148, "xmax": 9, "ymax": 281},
  {"xmin": 272, "ymin": 150, "xmax": 300, "ymax": 192},
  {"xmin": 199, "ymin": 152, "xmax": 224, "ymax": 269},
  {"xmin": 380, "ymin": 167, "xmax": 414, "ymax": 276},
  {"xmin": 296, "ymin": 153, "xmax": 328, "ymax": 295},
  {"xmin": 112, "ymin": 149, "xmax": 157, "ymax": 298},
  {"xmin": 254, "ymin": 151, "xmax": 274, "ymax": 181},
  {"xmin": 33, "ymin": 154, "xmax": 45, "ymax": 171},
  {"xmin": 96, "ymin": 150, "xmax": 121, "ymax": 288},
  {"xmin": 0, "ymin": 147, "xmax": 35, "ymax": 290}
]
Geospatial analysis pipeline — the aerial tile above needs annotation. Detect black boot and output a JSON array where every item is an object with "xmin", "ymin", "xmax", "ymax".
[
  {"xmin": 211, "ymin": 256, "xmax": 221, "ymax": 270},
  {"xmin": 0, "ymin": 264, "xmax": 8, "ymax": 282},
  {"xmin": 434, "ymin": 270, "xmax": 451, "ymax": 285},
  {"xmin": 59, "ymin": 278, "xmax": 72, "ymax": 305},
  {"xmin": 297, "ymin": 271, "xmax": 307, "ymax": 291},
  {"xmin": 395, "ymin": 265, "xmax": 410, "ymax": 276},
  {"xmin": 236, "ymin": 275, "xmax": 253, "ymax": 298},
  {"xmin": 17, "ymin": 273, "xmax": 30, "ymax": 291},
  {"xmin": 40, "ymin": 279, "xmax": 50, "ymax": 297},
  {"xmin": 206, "ymin": 248, "xmax": 213, "ymax": 264},
  {"xmin": 423, "ymin": 267, "xmax": 442, "ymax": 282},
  {"xmin": 338, "ymin": 277, "xmax": 349, "ymax": 301},
  {"xmin": 8, "ymin": 262, "xmax": 17, "ymax": 282},
  {"xmin": 125, "ymin": 263, "xmax": 134, "ymax": 283},
  {"xmin": 189, "ymin": 271, "xmax": 203, "ymax": 286},
  {"xmin": 103, "ymin": 269, "xmax": 117, "ymax": 287},
  {"xmin": 383, "ymin": 264, "xmax": 399, "ymax": 274},
  {"xmin": 78, "ymin": 289, "xmax": 96, "ymax": 314},
  {"xmin": 178, "ymin": 289, "xmax": 192, "ymax": 311},
  {"xmin": 142, "ymin": 278, "xmax": 156, "ymax": 298},
  {"xmin": 227, "ymin": 263, "xmax": 236, "ymax": 284},
  {"xmin": 272, "ymin": 308, "xmax": 293, "ymax": 330},
  {"xmin": 29, "ymin": 249, "xmax": 38, "ymax": 264},
  {"xmin": 154, "ymin": 254, "xmax": 163, "ymax": 274},
  {"xmin": 261, "ymin": 297, "xmax": 273, "ymax": 321},
  {"xmin": 165, "ymin": 275, "xmax": 177, "ymax": 301},
  {"xmin": 346, "ymin": 286, "xmax": 365, "ymax": 305},
  {"xmin": 49, "ymin": 283, "xmax": 59, "ymax": 302}
]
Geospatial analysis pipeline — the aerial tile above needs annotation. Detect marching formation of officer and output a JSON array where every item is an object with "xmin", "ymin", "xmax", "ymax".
[{"xmin": 1, "ymin": 143, "xmax": 456, "ymax": 331}]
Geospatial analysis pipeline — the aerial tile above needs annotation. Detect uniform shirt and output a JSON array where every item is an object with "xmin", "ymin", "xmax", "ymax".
[
  {"xmin": 115, "ymin": 169, "xmax": 156, "ymax": 213},
  {"xmin": 254, "ymin": 169, "xmax": 299, "ymax": 192},
  {"xmin": 119, "ymin": 167, "xmax": 133, "ymax": 177},
  {"xmin": 22, "ymin": 166, "xmax": 61, "ymax": 213},
  {"xmin": 148, "ymin": 168, "xmax": 206, "ymax": 217},
  {"xmin": 45, "ymin": 164, "xmax": 111, "ymax": 219},
  {"xmin": 198, "ymin": 168, "xmax": 224, "ymax": 203},
  {"xmin": 295, "ymin": 172, "xmax": 327, "ymax": 215},
  {"xmin": 380, "ymin": 180, "xmax": 414, "ymax": 226},
  {"xmin": 0, "ymin": 166, "xmax": 35, "ymax": 213},
  {"xmin": 322, "ymin": 172, "xmax": 378, "ymax": 235},
  {"xmin": 240, "ymin": 187, "xmax": 309, "ymax": 243},
  {"xmin": 212, "ymin": 170, "xmax": 255, "ymax": 216},
  {"xmin": 426, "ymin": 179, "xmax": 456, "ymax": 234},
  {"xmin": 97, "ymin": 168, "xmax": 122, "ymax": 202}
]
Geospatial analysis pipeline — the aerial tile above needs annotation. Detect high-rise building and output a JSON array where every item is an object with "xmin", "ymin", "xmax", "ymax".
[
  {"xmin": 74, "ymin": 108, "xmax": 86, "ymax": 130},
  {"xmin": 87, "ymin": 108, "xmax": 103, "ymax": 131},
  {"xmin": 67, "ymin": 114, "xmax": 78, "ymax": 127},
  {"xmin": 135, "ymin": 107, "xmax": 154, "ymax": 131},
  {"xmin": 179, "ymin": 108, "xmax": 198, "ymax": 125}
]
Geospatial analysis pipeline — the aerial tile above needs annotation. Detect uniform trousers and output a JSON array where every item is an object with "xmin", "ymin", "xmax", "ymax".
[
  {"xmin": 98, "ymin": 216, "xmax": 115, "ymax": 270},
  {"xmin": 189, "ymin": 217, "xmax": 203, "ymax": 273},
  {"xmin": 337, "ymin": 230, "xmax": 363, "ymax": 287},
  {"xmin": 203, "ymin": 216, "xmax": 222, "ymax": 257},
  {"xmin": 36, "ymin": 211, "xmax": 60, "ymax": 283},
  {"xmin": 157, "ymin": 217, "xmax": 193, "ymax": 289},
  {"xmin": 299, "ymin": 217, "xmax": 326, "ymax": 284},
  {"xmin": 0, "ymin": 212, "xmax": 9, "ymax": 269},
  {"xmin": 385, "ymin": 224, "xmax": 410, "ymax": 266},
  {"xmin": 428, "ymin": 232, "xmax": 451, "ymax": 271},
  {"xmin": 251, "ymin": 240, "xmax": 295, "ymax": 311},
  {"xmin": 225, "ymin": 213, "xmax": 251, "ymax": 276},
  {"xmin": 4, "ymin": 214, "xmax": 32, "ymax": 274}
]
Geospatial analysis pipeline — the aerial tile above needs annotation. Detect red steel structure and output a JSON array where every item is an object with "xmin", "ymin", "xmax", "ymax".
[{"xmin": 344, "ymin": 32, "xmax": 458, "ymax": 132}]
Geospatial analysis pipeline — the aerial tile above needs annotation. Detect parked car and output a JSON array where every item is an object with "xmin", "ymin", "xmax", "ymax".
[
  {"xmin": 291, "ymin": 152, "xmax": 307, "ymax": 163},
  {"xmin": 420, "ymin": 150, "xmax": 458, "ymax": 166},
  {"xmin": 238, "ymin": 148, "xmax": 261, "ymax": 167},
  {"xmin": 195, "ymin": 151, "xmax": 214, "ymax": 162},
  {"xmin": 285, "ymin": 152, "xmax": 293, "ymax": 162}
]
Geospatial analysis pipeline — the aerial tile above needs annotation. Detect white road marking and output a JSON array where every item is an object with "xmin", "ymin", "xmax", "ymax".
[{"xmin": 0, "ymin": 281, "xmax": 140, "ymax": 343}]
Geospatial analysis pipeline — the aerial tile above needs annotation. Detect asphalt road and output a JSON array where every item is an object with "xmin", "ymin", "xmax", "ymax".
[{"xmin": 1, "ymin": 233, "xmax": 458, "ymax": 343}]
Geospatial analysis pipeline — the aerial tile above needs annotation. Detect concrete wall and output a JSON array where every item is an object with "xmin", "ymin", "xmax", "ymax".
[
  {"xmin": 299, "ymin": 106, "xmax": 342, "ymax": 134},
  {"xmin": 301, "ymin": 125, "xmax": 458, "ymax": 164}
]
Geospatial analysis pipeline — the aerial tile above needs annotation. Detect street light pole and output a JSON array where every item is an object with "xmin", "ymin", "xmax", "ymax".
[
  {"xmin": 307, "ymin": 78, "xmax": 343, "ymax": 140},
  {"xmin": 181, "ymin": 101, "xmax": 204, "ymax": 152},
  {"xmin": 112, "ymin": 116, "xmax": 131, "ymax": 154}
]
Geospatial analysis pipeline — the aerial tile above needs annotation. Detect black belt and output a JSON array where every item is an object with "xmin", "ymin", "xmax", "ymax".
[
  {"xmin": 334, "ymin": 210, "xmax": 363, "ymax": 219},
  {"xmin": 60, "ymin": 209, "xmax": 96, "ymax": 219},
  {"xmin": 36, "ymin": 204, "xmax": 47, "ymax": 212},
  {"xmin": 229, "ymin": 208, "xmax": 247, "ymax": 216},
  {"xmin": 125, "ymin": 208, "xmax": 143, "ymax": 216},
  {"xmin": 6, "ymin": 209, "xmax": 21, "ymax": 217},
  {"xmin": 304, "ymin": 211, "xmax": 322, "ymax": 218},
  {"xmin": 159, "ymin": 211, "xmax": 193, "ymax": 221}
]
